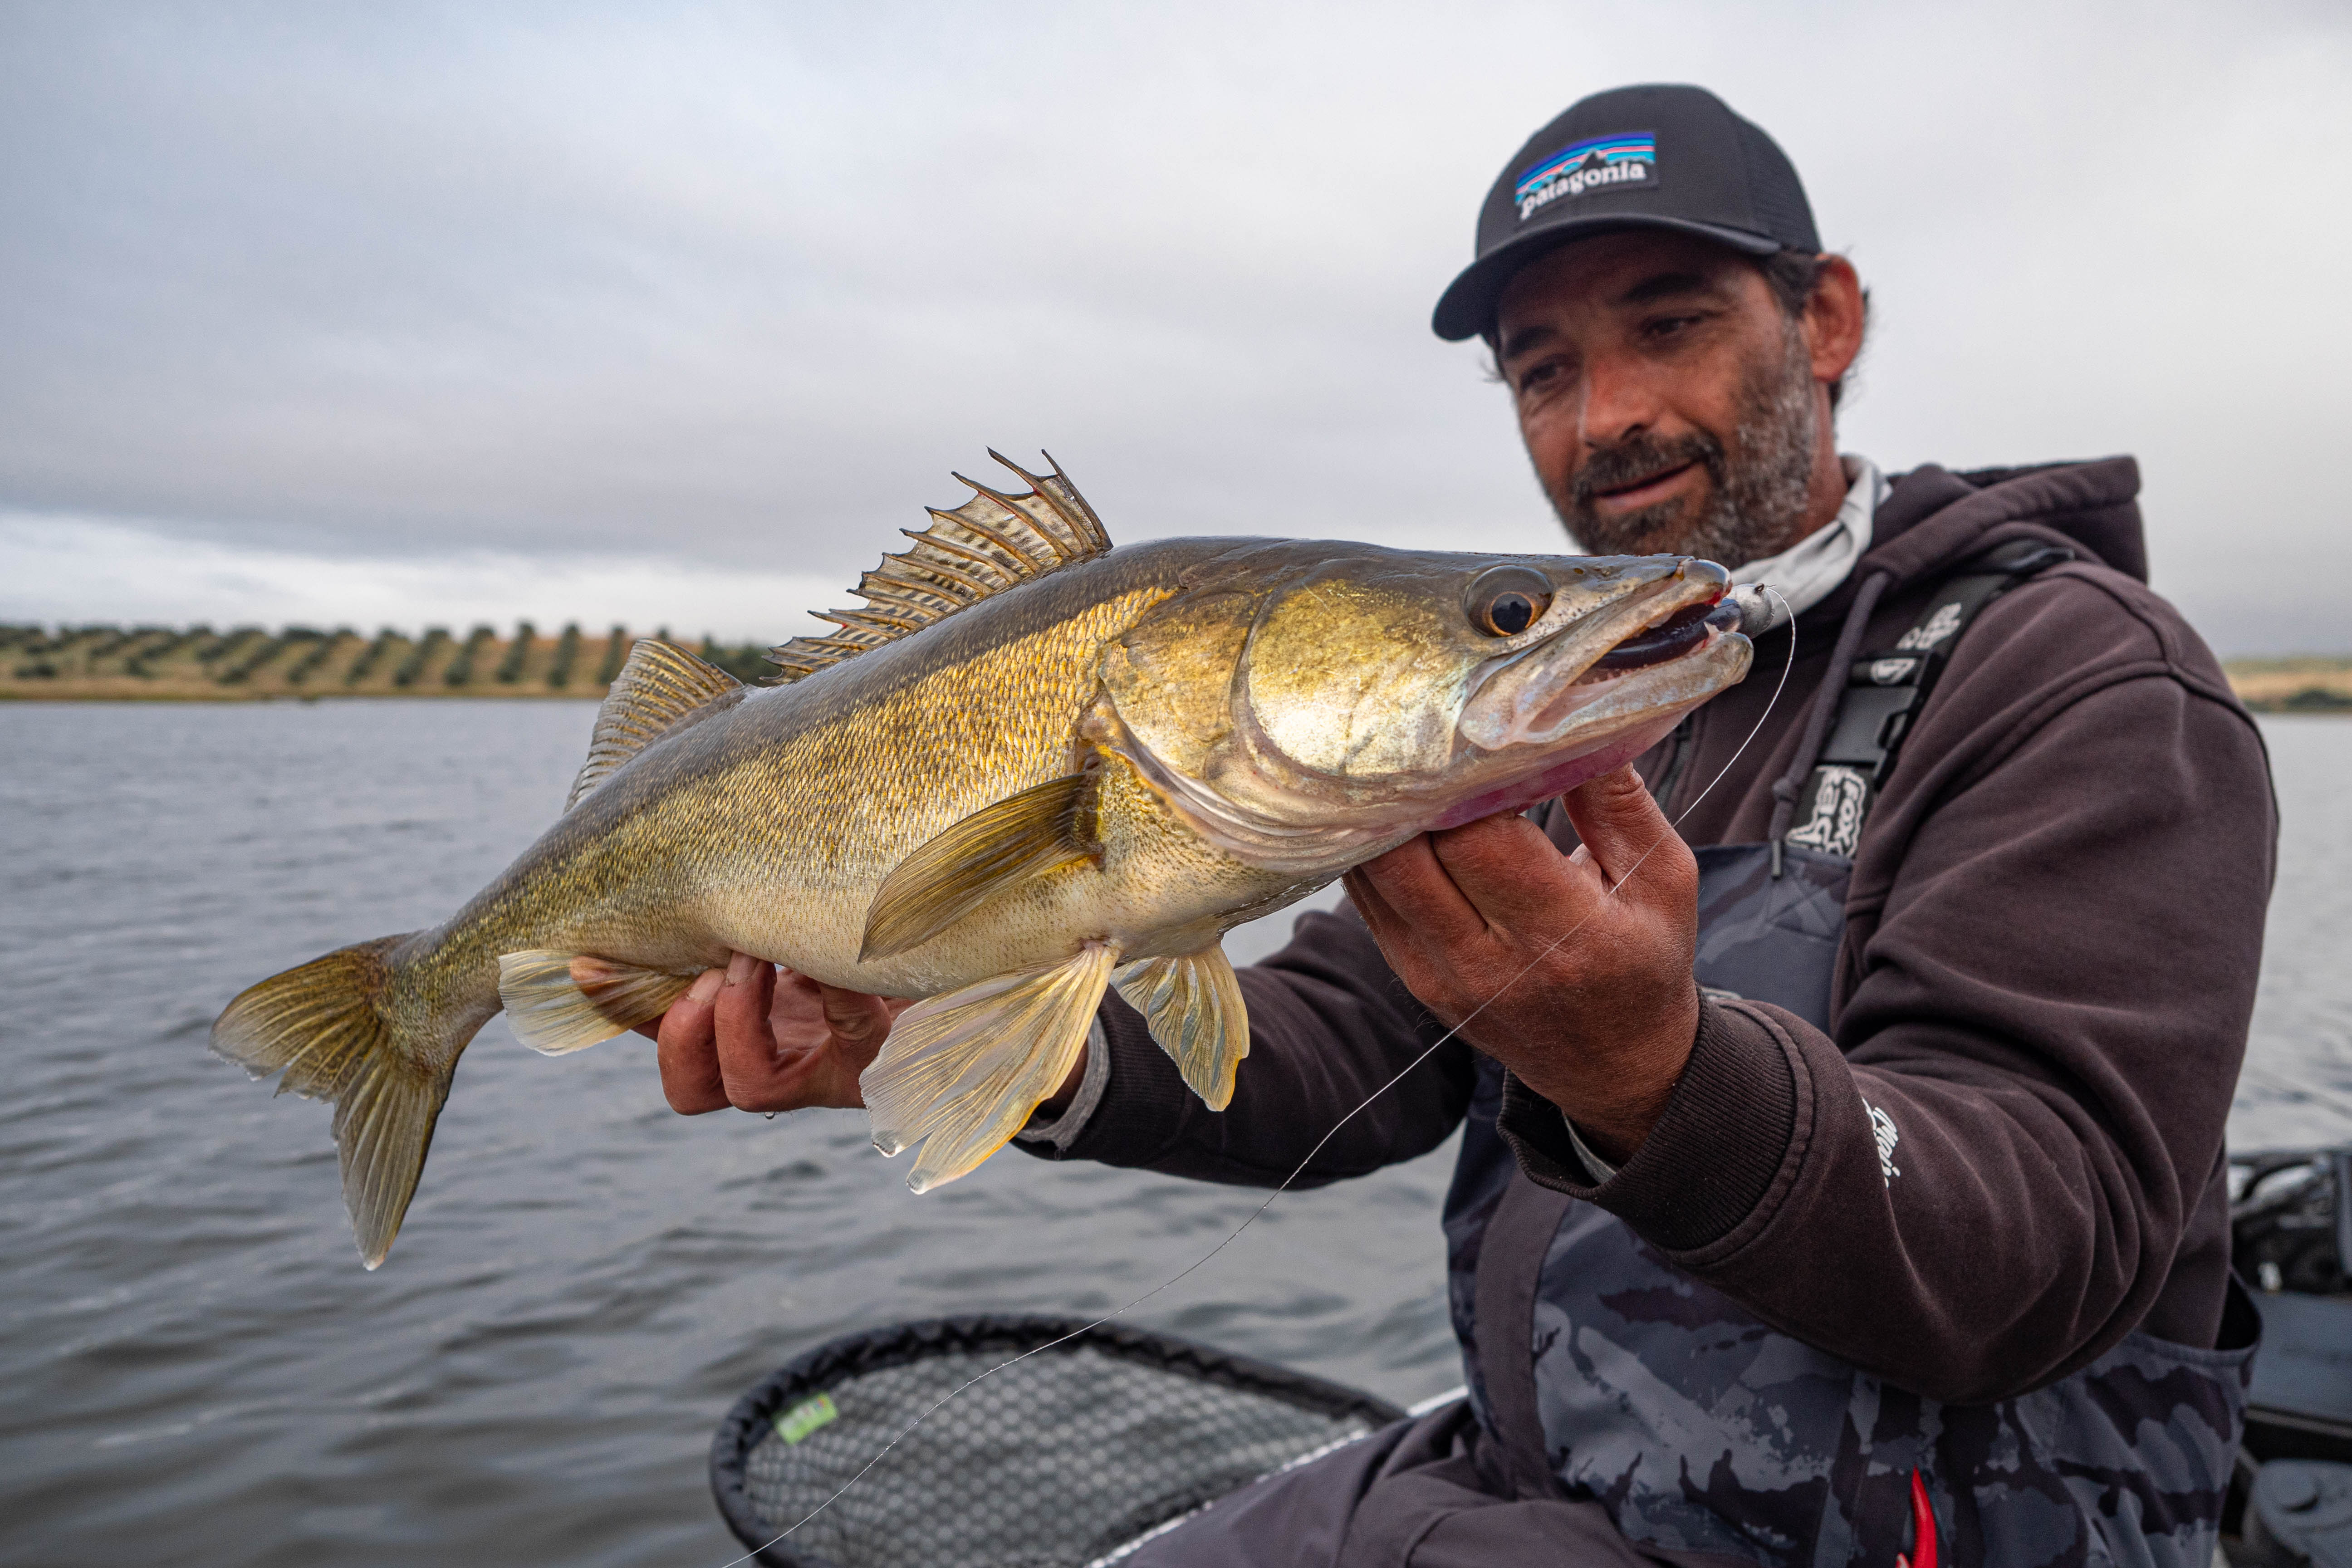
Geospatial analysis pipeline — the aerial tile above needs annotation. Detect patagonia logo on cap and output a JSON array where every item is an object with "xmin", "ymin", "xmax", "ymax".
[{"xmin": 1514, "ymin": 132, "xmax": 1657, "ymax": 220}]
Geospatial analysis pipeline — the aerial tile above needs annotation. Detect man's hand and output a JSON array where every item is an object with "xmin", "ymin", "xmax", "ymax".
[
  {"xmin": 1345, "ymin": 765, "xmax": 1700, "ymax": 1165},
  {"xmin": 637, "ymin": 955, "xmax": 1092, "ymax": 1117},
  {"xmin": 636, "ymin": 953, "xmax": 906, "ymax": 1114}
]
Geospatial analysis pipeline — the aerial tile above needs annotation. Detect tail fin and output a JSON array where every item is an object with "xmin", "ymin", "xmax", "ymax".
[{"xmin": 211, "ymin": 935, "xmax": 455, "ymax": 1269}]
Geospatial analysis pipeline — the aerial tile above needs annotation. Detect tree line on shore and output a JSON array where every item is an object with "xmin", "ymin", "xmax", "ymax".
[
  {"xmin": 5, "ymin": 620, "xmax": 2348, "ymax": 711},
  {"xmin": 0, "ymin": 622, "xmax": 779, "ymax": 697}
]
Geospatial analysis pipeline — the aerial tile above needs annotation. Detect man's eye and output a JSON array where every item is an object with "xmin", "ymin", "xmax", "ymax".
[
  {"xmin": 1644, "ymin": 314, "xmax": 1701, "ymax": 341},
  {"xmin": 1516, "ymin": 362, "xmax": 1562, "ymax": 394}
]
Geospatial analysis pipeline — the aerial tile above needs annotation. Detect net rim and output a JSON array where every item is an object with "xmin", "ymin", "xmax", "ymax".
[{"xmin": 709, "ymin": 1313, "xmax": 1408, "ymax": 1568}]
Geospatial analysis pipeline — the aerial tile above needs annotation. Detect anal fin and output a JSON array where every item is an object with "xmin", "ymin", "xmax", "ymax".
[
  {"xmin": 861, "ymin": 943, "xmax": 1115, "ymax": 1192},
  {"xmin": 1114, "ymin": 946, "xmax": 1250, "ymax": 1111},
  {"xmin": 499, "ymin": 950, "xmax": 699, "ymax": 1055}
]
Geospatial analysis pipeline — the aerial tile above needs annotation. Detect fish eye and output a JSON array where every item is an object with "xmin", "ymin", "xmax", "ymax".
[
  {"xmin": 1485, "ymin": 593, "xmax": 1539, "ymax": 635},
  {"xmin": 1465, "ymin": 566, "xmax": 1554, "ymax": 637}
]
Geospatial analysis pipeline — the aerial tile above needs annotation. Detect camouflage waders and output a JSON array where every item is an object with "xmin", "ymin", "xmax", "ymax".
[{"xmin": 1133, "ymin": 544, "xmax": 2257, "ymax": 1566}]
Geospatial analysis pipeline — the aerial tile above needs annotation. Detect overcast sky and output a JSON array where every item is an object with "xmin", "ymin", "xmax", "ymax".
[{"xmin": 3, "ymin": 1, "xmax": 2347, "ymax": 653}]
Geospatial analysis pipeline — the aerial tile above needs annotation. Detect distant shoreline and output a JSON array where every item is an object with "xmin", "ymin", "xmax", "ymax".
[
  {"xmin": 0, "ymin": 687, "xmax": 609, "ymax": 702},
  {"xmin": 0, "ymin": 623, "xmax": 774, "ymax": 703},
  {"xmin": 2205, "ymin": 658, "xmax": 2352, "ymax": 715},
  {"xmin": 6, "ymin": 621, "xmax": 2351, "ymax": 714}
]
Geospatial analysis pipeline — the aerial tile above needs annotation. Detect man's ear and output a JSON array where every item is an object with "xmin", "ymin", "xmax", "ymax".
[{"xmin": 1804, "ymin": 256, "xmax": 1866, "ymax": 388}]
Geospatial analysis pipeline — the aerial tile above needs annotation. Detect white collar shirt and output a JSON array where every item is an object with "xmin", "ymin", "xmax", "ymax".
[{"xmin": 1728, "ymin": 454, "xmax": 1885, "ymax": 619}]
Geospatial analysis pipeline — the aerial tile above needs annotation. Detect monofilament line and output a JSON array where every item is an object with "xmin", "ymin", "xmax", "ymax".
[
  {"xmin": 712, "ymin": 592, "xmax": 1794, "ymax": 1568},
  {"xmin": 2239, "ymin": 1061, "xmax": 2352, "ymax": 1126}
]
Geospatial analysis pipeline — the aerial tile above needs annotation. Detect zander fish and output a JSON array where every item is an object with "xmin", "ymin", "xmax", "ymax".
[{"xmin": 213, "ymin": 453, "xmax": 1754, "ymax": 1266}]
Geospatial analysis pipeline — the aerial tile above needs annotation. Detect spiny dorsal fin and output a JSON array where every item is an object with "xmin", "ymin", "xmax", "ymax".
[
  {"xmin": 766, "ymin": 450, "xmax": 1112, "ymax": 684},
  {"xmin": 565, "ymin": 639, "xmax": 743, "ymax": 811}
]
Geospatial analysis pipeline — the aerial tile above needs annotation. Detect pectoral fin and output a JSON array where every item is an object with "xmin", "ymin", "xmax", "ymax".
[
  {"xmin": 860, "ymin": 772, "xmax": 1099, "ymax": 961},
  {"xmin": 861, "ymin": 943, "xmax": 1115, "ymax": 1192},
  {"xmin": 1113, "ymin": 946, "xmax": 1250, "ymax": 1111},
  {"xmin": 499, "ymin": 950, "xmax": 699, "ymax": 1055}
]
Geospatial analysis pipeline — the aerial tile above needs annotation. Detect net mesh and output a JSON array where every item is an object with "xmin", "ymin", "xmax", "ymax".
[{"xmin": 714, "ymin": 1318, "xmax": 1401, "ymax": 1568}]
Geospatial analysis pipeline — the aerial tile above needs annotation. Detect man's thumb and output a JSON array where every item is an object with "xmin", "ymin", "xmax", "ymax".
[{"xmin": 1558, "ymin": 765, "xmax": 1677, "ymax": 887}]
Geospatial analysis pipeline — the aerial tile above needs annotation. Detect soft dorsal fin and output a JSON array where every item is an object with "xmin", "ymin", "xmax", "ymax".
[
  {"xmin": 766, "ymin": 450, "xmax": 1112, "ymax": 684},
  {"xmin": 565, "ymin": 639, "xmax": 743, "ymax": 811}
]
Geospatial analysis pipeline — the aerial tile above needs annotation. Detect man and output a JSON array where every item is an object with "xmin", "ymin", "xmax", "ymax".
[{"xmin": 653, "ymin": 85, "xmax": 2273, "ymax": 1565}]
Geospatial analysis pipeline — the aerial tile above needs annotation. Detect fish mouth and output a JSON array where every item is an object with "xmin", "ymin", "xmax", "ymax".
[
  {"xmin": 1594, "ymin": 596, "xmax": 1740, "ymax": 671},
  {"xmin": 1458, "ymin": 563, "xmax": 1742, "ymax": 754}
]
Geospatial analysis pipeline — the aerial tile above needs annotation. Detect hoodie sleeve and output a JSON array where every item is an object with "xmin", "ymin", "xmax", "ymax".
[
  {"xmin": 1499, "ymin": 570, "xmax": 2275, "ymax": 1403},
  {"xmin": 1013, "ymin": 902, "xmax": 1477, "ymax": 1188}
]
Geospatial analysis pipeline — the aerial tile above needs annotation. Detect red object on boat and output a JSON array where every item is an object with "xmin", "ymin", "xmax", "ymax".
[{"xmin": 1895, "ymin": 1469, "xmax": 1938, "ymax": 1568}]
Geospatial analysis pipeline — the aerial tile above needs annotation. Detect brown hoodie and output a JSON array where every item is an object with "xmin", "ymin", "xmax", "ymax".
[{"xmin": 1022, "ymin": 456, "xmax": 2275, "ymax": 1401}]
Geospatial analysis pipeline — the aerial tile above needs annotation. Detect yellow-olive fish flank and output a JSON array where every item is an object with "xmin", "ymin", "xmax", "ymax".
[{"xmin": 212, "ymin": 453, "xmax": 1754, "ymax": 1267}]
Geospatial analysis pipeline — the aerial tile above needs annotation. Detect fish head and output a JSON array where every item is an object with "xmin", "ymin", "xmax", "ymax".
[{"xmin": 1093, "ymin": 541, "xmax": 1752, "ymax": 872}]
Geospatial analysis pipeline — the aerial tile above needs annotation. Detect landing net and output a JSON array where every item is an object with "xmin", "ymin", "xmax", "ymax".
[{"xmin": 710, "ymin": 1315, "xmax": 1404, "ymax": 1568}]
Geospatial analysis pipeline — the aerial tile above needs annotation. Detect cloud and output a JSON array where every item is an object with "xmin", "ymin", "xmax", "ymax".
[
  {"xmin": 0, "ymin": 511, "xmax": 835, "ymax": 645},
  {"xmin": 2, "ymin": 0, "xmax": 2347, "ymax": 652}
]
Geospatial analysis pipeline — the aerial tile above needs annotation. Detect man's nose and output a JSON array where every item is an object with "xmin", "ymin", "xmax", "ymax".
[{"xmin": 1578, "ymin": 352, "xmax": 1664, "ymax": 449}]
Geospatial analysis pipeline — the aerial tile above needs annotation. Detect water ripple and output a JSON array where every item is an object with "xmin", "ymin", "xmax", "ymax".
[
  {"xmin": 0, "ymin": 700, "xmax": 1457, "ymax": 1566},
  {"xmin": 7, "ymin": 702, "xmax": 2333, "ymax": 1564}
]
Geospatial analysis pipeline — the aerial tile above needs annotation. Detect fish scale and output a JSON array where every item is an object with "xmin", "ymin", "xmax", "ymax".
[{"xmin": 212, "ymin": 452, "xmax": 1751, "ymax": 1266}]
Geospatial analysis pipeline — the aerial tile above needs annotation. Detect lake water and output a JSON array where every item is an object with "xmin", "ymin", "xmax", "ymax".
[{"xmin": 3, "ymin": 701, "xmax": 2345, "ymax": 1566}]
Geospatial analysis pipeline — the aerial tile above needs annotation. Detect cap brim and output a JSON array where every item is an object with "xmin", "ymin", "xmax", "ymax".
[{"xmin": 1430, "ymin": 215, "xmax": 1783, "ymax": 343}]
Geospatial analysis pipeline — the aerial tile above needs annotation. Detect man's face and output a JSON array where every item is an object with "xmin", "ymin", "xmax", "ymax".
[{"xmin": 1494, "ymin": 230, "xmax": 1823, "ymax": 567}]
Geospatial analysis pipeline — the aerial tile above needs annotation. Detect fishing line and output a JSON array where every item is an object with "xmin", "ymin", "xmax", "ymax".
[
  {"xmin": 2239, "ymin": 1061, "xmax": 2352, "ymax": 1127},
  {"xmin": 712, "ymin": 591, "xmax": 1794, "ymax": 1568}
]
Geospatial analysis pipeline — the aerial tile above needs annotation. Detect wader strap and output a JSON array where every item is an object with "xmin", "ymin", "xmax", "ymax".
[
  {"xmin": 1766, "ymin": 572, "xmax": 1890, "ymax": 854},
  {"xmin": 1781, "ymin": 540, "xmax": 2074, "ymax": 863},
  {"xmin": 1473, "ymin": 1169, "xmax": 1574, "ymax": 1500}
]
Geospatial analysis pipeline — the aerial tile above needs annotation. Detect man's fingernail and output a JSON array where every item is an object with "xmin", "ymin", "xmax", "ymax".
[
  {"xmin": 690, "ymin": 969, "xmax": 725, "ymax": 1004},
  {"xmin": 725, "ymin": 951, "xmax": 755, "ymax": 985}
]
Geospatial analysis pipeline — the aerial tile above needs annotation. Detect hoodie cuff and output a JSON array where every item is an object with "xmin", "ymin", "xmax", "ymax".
[
  {"xmin": 1495, "ymin": 997, "xmax": 1799, "ymax": 1251},
  {"xmin": 1009, "ymin": 992, "xmax": 1190, "ymax": 1165},
  {"xmin": 1012, "ymin": 1017, "xmax": 1111, "ymax": 1152}
]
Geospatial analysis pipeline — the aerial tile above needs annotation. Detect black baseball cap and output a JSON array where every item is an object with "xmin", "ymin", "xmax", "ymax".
[{"xmin": 1431, "ymin": 84, "xmax": 1820, "ymax": 342}]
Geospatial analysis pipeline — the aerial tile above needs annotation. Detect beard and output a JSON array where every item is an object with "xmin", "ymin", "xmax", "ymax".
[{"xmin": 1550, "ymin": 326, "xmax": 1820, "ymax": 568}]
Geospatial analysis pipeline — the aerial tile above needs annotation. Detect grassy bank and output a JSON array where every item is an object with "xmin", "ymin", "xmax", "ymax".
[
  {"xmin": 6, "ymin": 621, "xmax": 2349, "ymax": 711},
  {"xmin": 0, "ymin": 623, "xmax": 778, "ymax": 701},
  {"xmin": 2217, "ymin": 657, "xmax": 2352, "ymax": 714}
]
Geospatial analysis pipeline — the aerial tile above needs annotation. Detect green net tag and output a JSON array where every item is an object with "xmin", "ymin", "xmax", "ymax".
[{"xmin": 774, "ymin": 1392, "xmax": 839, "ymax": 1445}]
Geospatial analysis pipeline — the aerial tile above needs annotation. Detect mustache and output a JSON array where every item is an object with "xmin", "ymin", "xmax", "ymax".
[{"xmin": 1569, "ymin": 430, "xmax": 1727, "ymax": 514}]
